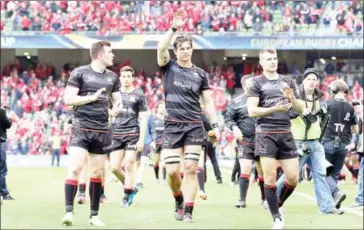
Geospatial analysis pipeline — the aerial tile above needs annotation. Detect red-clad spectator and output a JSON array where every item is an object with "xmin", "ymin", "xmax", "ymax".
[{"xmin": 20, "ymin": 15, "xmax": 32, "ymax": 31}]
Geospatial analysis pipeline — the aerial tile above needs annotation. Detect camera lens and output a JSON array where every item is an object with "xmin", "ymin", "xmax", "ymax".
[{"xmin": 307, "ymin": 114, "xmax": 317, "ymax": 123}]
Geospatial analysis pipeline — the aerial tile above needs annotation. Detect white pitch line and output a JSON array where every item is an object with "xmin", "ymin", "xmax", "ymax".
[
  {"xmin": 219, "ymin": 167, "xmax": 363, "ymax": 217},
  {"xmin": 294, "ymin": 192, "xmax": 363, "ymax": 217}
]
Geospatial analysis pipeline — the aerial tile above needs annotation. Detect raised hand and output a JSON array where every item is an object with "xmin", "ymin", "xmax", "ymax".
[{"xmin": 172, "ymin": 9, "xmax": 187, "ymax": 28}]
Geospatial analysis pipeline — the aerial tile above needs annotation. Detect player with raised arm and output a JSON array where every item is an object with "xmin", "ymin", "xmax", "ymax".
[
  {"xmin": 156, "ymin": 9, "xmax": 220, "ymax": 222},
  {"xmin": 247, "ymin": 47, "xmax": 303, "ymax": 229},
  {"xmin": 62, "ymin": 41, "xmax": 122, "ymax": 227},
  {"xmin": 109, "ymin": 66, "xmax": 148, "ymax": 207}
]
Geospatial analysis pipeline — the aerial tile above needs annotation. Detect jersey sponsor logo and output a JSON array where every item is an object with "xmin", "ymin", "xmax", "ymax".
[
  {"xmin": 107, "ymin": 77, "xmax": 113, "ymax": 83},
  {"xmin": 264, "ymin": 97, "xmax": 283, "ymax": 106},
  {"xmin": 86, "ymin": 92, "xmax": 108, "ymax": 100},
  {"xmin": 173, "ymin": 80, "xmax": 199, "ymax": 92}
]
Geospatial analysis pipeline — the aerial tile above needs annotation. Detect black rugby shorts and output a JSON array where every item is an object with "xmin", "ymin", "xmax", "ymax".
[
  {"xmin": 163, "ymin": 121, "xmax": 205, "ymax": 149},
  {"xmin": 255, "ymin": 132, "xmax": 298, "ymax": 160},
  {"xmin": 111, "ymin": 134, "xmax": 139, "ymax": 152},
  {"xmin": 236, "ymin": 141, "xmax": 258, "ymax": 161},
  {"xmin": 70, "ymin": 127, "xmax": 112, "ymax": 154}
]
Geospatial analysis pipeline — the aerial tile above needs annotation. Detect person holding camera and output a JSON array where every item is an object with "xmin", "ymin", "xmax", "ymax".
[
  {"xmin": 277, "ymin": 69, "xmax": 343, "ymax": 214},
  {"xmin": 322, "ymin": 79, "xmax": 359, "ymax": 209},
  {"xmin": 0, "ymin": 107, "xmax": 15, "ymax": 200}
]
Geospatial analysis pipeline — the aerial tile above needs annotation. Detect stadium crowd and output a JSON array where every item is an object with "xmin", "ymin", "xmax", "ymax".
[
  {"xmin": 1, "ymin": 57, "xmax": 363, "ymax": 158},
  {"xmin": 1, "ymin": 1, "xmax": 362, "ymax": 34}
]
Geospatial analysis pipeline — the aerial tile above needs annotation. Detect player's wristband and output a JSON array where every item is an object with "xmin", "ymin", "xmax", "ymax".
[
  {"xmin": 212, "ymin": 123, "xmax": 219, "ymax": 129},
  {"xmin": 171, "ymin": 27, "xmax": 178, "ymax": 32}
]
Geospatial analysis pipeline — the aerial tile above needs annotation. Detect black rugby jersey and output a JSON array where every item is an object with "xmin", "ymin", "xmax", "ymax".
[
  {"xmin": 247, "ymin": 74, "xmax": 298, "ymax": 132},
  {"xmin": 161, "ymin": 60, "xmax": 210, "ymax": 122},
  {"xmin": 113, "ymin": 89, "xmax": 147, "ymax": 134},
  {"xmin": 67, "ymin": 65, "xmax": 120, "ymax": 131},
  {"xmin": 151, "ymin": 115, "xmax": 164, "ymax": 143},
  {"xmin": 224, "ymin": 94, "xmax": 256, "ymax": 138}
]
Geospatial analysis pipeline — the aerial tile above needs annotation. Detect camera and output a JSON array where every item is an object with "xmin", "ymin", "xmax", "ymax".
[
  {"xmin": 301, "ymin": 107, "xmax": 326, "ymax": 125},
  {"xmin": 301, "ymin": 142, "xmax": 312, "ymax": 154},
  {"xmin": 334, "ymin": 136, "xmax": 341, "ymax": 149},
  {"xmin": 352, "ymin": 100, "xmax": 360, "ymax": 106},
  {"xmin": 298, "ymin": 142, "xmax": 312, "ymax": 156}
]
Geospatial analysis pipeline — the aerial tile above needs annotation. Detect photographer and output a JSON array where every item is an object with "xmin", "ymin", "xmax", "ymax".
[
  {"xmin": 0, "ymin": 107, "xmax": 15, "ymax": 200},
  {"xmin": 277, "ymin": 69, "xmax": 342, "ymax": 214},
  {"xmin": 322, "ymin": 79, "xmax": 359, "ymax": 209}
]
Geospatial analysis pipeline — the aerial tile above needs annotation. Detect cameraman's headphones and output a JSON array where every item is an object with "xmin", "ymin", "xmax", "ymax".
[{"xmin": 329, "ymin": 79, "xmax": 349, "ymax": 95}]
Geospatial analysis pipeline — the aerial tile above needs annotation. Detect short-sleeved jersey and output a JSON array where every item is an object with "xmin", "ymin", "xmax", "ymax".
[
  {"xmin": 161, "ymin": 60, "xmax": 210, "ymax": 122},
  {"xmin": 151, "ymin": 115, "xmax": 164, "ymax": 143},
  {"xmin": 67, "ymin": 65, "xmax": 120, "ymax": 131},
  {"xmin": 224, "ymin": 94, "xmax": 256, "ymax": 137},
  {"xmin": 113, "ymin": 89, "xmax": 147, "ymax": 134},
  {"xmin": 322, "ymin": 98, "xmax": 358, "ymax": 143},
  {"xmin": 247, "ymin": 74, "xmax": 298, "ymax": 132}
]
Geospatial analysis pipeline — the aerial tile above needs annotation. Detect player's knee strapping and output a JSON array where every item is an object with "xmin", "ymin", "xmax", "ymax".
[
  {"xmin": 184, "ymin": 152, "xmax": 200, "ymax": 162},
  {"xmin": 164, "ymin": 155, "xmax": 181, "ymax": 165}
]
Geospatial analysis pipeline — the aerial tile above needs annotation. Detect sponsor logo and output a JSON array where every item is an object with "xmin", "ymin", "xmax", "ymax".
[{"xmin": 173, "ymin": 80, "xmax": 198, "ymax": 92}]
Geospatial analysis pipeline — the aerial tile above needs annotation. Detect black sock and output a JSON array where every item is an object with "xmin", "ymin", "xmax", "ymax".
[
  {"xmin": 173, "ymin": 191, "xmax": 184, "ymax": 205},
  {"xmin": 65, "ymin": 179, "xmax": 78, "ymax": 213},
  {"xmin": 78, "ymin": 183, "xmax": 86, "ymax": 194},
  {"xmin": 239, "ymin": 173, "xmax": 250, "ymax": 201},
  {"xmin": 197, "ymin": 167, "xmax": 205, "ymax": 192},
  {"xmin": 89, "ymin": 178, "xmax": 102, "ymax": 218},
  {"xmin": 162, "ymin": 166, "xmax": 167, "ymax": 180},
  {"xmin": 154, "ymin": 164, "xmax": 160, "ymax": 179},
  {"xmin": 264, "ymin": 184, "xmax": 281, "ymax": 220},
  {"xmin": 185, "ymin": 202, "xmax": 194, "ymax": 215},
  {"xmin": 258, "ymin": 177, "xmax": 265, "ymax": 200},
  {"xmin": 278, "ymin": 181, "xmax": 296, "ymax": 207},
  {"xmin": 123, "ymin": 188, "xmax": 133, "ymax": 201}
]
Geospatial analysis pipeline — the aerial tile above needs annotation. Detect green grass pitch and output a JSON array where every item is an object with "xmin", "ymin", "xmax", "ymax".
[{"xmin": 1, "ymin": 167, "xmax": 363, "ymax": 229}]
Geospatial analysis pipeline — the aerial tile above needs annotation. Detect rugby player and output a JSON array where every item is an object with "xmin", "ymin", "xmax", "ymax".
[
  {"xmin": 109, "ymin": 66, "xmax": 148, "ymax": 207},
  {"xmin": 150, "ymin": 101, "xmax": 167, "ymax": 184},
  {"xmin": 247, "ymin": 47, "xmax": 303, "ymax": 229},
  {"xmin": 157, "ymin": 9, "xmax": 220, "ymax": 221},
  {"xmin": 225, "ymin": 75, "xmax": 267, "ymax": 209},
  {"xmin": 62, "ymin": 41, "xmax": 122, "ymax": 227}
]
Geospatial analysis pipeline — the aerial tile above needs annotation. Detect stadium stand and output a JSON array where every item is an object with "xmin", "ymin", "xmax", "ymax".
[{"xmin": 1, "ymin": 1, "xmax": 362, "ymax": 35}]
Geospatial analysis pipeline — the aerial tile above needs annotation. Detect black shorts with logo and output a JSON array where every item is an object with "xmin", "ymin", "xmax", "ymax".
[
  {"xmin": 112, "ymin": 134, "xmax": 139, "ymax": 151},
  {"xmin": 163, "ymin": 121, "xmax": 204, "ymax": 149},
  {"xmin": 237, "ymin": 140, "xmax": 258, "ymax": 161},
  {"xmin": 255, "ymin": 132, "xmax": 298, "ymax": 160},
  {"xmin": 70, "ymin": 127, "xmax": 112, "ymax": 155}
]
